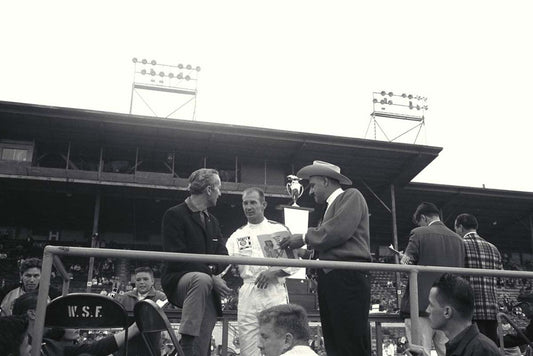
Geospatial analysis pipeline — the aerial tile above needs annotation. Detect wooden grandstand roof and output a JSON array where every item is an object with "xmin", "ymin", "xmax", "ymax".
[{"xmin": 1, "ymin": 100, "xmax": 532, "ymax": 251}]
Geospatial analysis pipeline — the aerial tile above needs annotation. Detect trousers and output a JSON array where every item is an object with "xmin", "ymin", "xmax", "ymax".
[
  {"xmin": 173, "ymin": 272, "xmax": 218, "ymax": 356},
  {"xmin": 317, "ymin": 269, "xmax": 371, "ymax": 356},
  {"xmin": 238, "ymin": 281, "xmax": 289, "ymax": 356}
]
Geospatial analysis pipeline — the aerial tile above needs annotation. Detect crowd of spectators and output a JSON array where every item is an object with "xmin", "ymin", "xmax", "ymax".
[{"xmin": 3, "ymin": 232, "xmax": 533, "ymax": 355}]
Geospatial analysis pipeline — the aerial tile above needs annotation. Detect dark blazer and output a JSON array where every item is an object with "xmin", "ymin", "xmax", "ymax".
[
  {"xmin": 160, "ymin": 201, "xmax": 228, "ymax": 304},
  {"xmin": 400, "ymin": 221, "xmax": 465, "ymax": 317}
]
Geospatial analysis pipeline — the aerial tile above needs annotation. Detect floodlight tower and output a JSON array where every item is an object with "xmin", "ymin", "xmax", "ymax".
[
  {"xmin": 129, "ymin": 58, "xmax": 201, "ymax": 120},
  {"xmin": 365, "ymin": 91, "xmax": 428, "ymax": 144}
]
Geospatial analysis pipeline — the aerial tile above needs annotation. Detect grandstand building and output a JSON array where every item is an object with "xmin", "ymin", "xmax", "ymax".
[{"xmin": 1, "ymin": 100, "xmax": 533, "ymax": 289}]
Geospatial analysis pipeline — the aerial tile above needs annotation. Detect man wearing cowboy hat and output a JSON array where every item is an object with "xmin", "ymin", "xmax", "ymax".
[{"xmin": 279, "ymin": 160, "xmax": 371, "ymax": 356}]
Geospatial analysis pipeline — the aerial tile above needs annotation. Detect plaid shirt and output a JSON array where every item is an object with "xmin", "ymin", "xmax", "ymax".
[{"xmin": 463, "ymin": 232, "xmax": 503, "ymax": 320}]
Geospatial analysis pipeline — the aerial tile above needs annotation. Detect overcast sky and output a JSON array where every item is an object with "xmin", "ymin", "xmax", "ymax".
[{"xmin": 2, "ymin": 1, "xmax": 532, "ymax": 192}]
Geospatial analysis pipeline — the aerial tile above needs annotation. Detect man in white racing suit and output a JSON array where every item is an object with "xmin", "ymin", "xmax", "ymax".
[{"xmin": 226, "ymin": 187, "xmax": 298, "ymax": 356}]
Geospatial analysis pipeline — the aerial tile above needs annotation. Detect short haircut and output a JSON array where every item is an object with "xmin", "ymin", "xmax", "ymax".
[
  {"xmin": 20, "ymin": 257, "xmax": 42, "ymax": 275},
  {"xmin": 412, "ymin": 202, "xmax": 440, "ymax": 224},
  {"xmin": 134, "ymin": 266, "xmax": 154, "ymax": 277},
  {"xmin": 187, "ymin": 168, "xmax": 220, "ymax": 195},
  {"xmin": 0, "ymin": 315, "xmax": 29, "ymax": 356},
  {"xmin": 432, "ymin": 273, "xmax": 474, "ymax": 320},
  {"xmin": 242, "ymin": 187, "xmax": 265, "ymax": 202},
  {"xmin": 258, "ymin": 304, "xmax": 310, "ymax": 342},
  {"xmin": 455, "ymin": 213, "xmax": 478, "ymax": 230},
  {"xmin": 12, "ymin": 292, "xmax": 38, "ymax": 316}
]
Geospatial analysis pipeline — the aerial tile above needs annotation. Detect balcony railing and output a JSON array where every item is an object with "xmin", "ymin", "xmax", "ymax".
[{"xmin": 32, "ymin": 245, "xmax": 533, "ymax": 356}]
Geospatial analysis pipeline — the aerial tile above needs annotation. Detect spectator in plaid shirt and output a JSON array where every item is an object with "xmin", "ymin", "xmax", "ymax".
[{"xmin": 454, "ymin": 213, "xmax": 503, "ymax": 345}]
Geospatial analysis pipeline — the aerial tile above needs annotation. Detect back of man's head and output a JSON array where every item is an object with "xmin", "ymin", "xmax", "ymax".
[
  {"xmin": 432, "ymin": 273, "xmax": 474, "ymax": 321},
  {"xmin": 258, "ymin": 303, "xmax": 310, "ymax": 342},
  {"xmin": 412, "ymin": 202, "xmax": 440, "ymax": 224},
  {"xmin": 0, "ymin": 315, "xmax": 29, "ymax": 356},
  {"xmin": 454, "ymin": 213, "xmax": 478, "ymax": 230},
  {"xmin": 12, "ymin": 292, "xmax": 38, "ymax": 317},
  {"xmin": 187, "ymin": 168, "xmax": 219, "ymax": 195}
]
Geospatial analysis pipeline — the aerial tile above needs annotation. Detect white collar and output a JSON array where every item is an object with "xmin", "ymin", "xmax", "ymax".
[
  {"xmin": 247, "ymin": 218, "xmax": 267, "ymax": 228},
  {"xmin": 326, "ymin": 188, "xmax": 343, "ymax": 209},
  {"xmin": 428, "ymin": 219, "xmax": 440, "ymax": 226},
  {"xmin": 282, "ymin": 345, "xmax": 314, "ymax": 355}
]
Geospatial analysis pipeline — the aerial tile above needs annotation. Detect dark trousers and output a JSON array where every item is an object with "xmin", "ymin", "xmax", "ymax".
[
  {"xmin": 317, "ymin": 269, "xmax": 371, "ymax": 356},
  {"xmin": 475, "ymin": 319, "xmax": 499, "ymax": 345}
]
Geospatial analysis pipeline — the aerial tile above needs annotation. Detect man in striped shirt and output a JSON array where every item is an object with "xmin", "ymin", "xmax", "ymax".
[{"xmin": 454, "ymin": 213, "xmax": 503, "ymax": 345}]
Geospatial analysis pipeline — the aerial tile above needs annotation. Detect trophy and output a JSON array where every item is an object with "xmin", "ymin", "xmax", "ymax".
[
  {"xmin": 286, "ymin": 175, "xmax": 304, "ymax": 207},
  {"xmin": 283, "ymin": 174, "xmax": 311, "ymax": 278}
]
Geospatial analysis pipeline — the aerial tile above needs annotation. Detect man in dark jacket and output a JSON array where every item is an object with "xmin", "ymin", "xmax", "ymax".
[
  {"xmin": 400, "ymin": 202, "xmax": 465, "ymax": 356},
  {"xmin": 161, "ymin": 168, "xmax": 231, "ymax": 356},
  {"xmin": 116, "ymin": 266, "xmax": 167, "ymax": 356}
]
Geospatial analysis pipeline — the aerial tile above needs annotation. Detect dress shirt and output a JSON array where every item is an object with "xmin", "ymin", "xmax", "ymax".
[
  {"xmin": 302, "ymin": 188, "xmax": 343, "ymax": 245},
  {"xmin": 324, "ymin": 188, "xmax": 343, "ymax": 215},
  {"xmin": 281, "ymin": 345, "xmax": 319, "ymax": 355}
]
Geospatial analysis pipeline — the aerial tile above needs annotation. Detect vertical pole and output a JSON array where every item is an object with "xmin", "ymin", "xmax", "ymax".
[
  {"xmin": 409, "ymin": 270, "xmax": 420, "ymax": 345},
  {"xmin": 86, "ymin": 191, "xmax": 101, "ymax": 292},
  {"xmin": 98, "ymin": 147, "xmax": 103, "ymax": 180},
  {"xmin": 234, "ymin": 156, "xmax": 238, "ymax": 183},
  {"xmin": 222, "ymin": 316, "xmax": 229, "ymax": 356},
  {"xmin": 135, "ymin": 147, "xmax": 139, "ymax": 175},
  {"xmin": 390, "ymin": 184, "xmax": 402, "ymax": 309},
  {"xmin": 31, "ymin": 249, "xmax": 53, "ymax": 356},
  {"xmin": 171, "ymin": 152, "xmax": 175, "ymax": 177},
  {"xmin": 376, "ymin": 321, "xmax": 383, "ymax": 356},
  {"xmin": 192, "ymin": 93, "xmax": 198, "ymax": 121},
  {"xmin": 203, "ymin": 156, "xmax": 207, "ymax": 168},
  {"xmin": 66, "ymin": 141, "xmax": 71, "ymax": 170},
  {"xmin": 129, "ymin": 83, "xmax": 135, "ymax": 114},
  {"xmin": 264, "ymin": 160, "xmax": 267, "ymax": 185},
  {"xmin": 529, "ymin": 214, "xmax": 533, "ymax": 254},
  {"xmin": 62, "ymin": 279, "xmax": 70, "ymax": 296}
]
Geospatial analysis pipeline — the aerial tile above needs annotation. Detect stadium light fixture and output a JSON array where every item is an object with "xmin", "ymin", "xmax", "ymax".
[
  {"xmin": 367, "ymin": 90, "xmax": 429, "ymax": 143},
  {"xmin": 130, "ymin": 57, "xmax": 202, "ymax": 120}
]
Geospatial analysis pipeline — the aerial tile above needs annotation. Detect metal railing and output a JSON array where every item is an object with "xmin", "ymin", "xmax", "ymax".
[
  {"xmin": 497, "ymin": 312, "xmax": 532, "ymax": 355},
  {"xmin": 31, "ymin": 245, "xmax": 533, "ymax": 356}
]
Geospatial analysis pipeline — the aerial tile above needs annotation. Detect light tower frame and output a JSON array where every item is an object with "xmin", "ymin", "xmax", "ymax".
[
  {"xmin": 129, "ymin": 58, "xmax": 201, "ymax": 120},
  {"xmin": 365, "ymin": 91, "xmax": 428, "ymax": 144}
]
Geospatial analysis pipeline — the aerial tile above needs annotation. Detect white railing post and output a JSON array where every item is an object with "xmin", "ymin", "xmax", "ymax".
[
  {"xmin": 31, "ymin": 250, "xmax": 54, "ymax": 356},
  {"xmin": 409, "ymin": 270, "xmax": 421, "ymax": 345}
]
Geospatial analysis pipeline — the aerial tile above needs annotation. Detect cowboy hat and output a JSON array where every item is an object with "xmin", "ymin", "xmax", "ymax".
[{"xmin": 296, "ymin": 160, "xmax": 352, "ymax": 185}]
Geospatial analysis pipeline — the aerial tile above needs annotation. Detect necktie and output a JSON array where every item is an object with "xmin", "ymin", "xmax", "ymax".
[{"xmin": 199, "ymin": 211, "xmax": 210, "ymax": 229}]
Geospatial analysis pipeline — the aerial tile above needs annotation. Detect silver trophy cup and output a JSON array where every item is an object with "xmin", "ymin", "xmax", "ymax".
[{"xmin": 286, "ymin": 175, "xmax": 304, "ymax": 207}]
